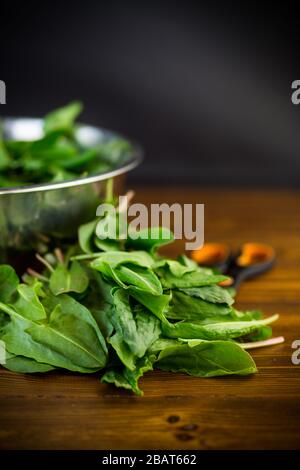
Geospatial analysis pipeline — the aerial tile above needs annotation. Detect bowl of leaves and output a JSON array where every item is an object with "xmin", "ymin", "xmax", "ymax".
[{"xmin": 0, "ymin": 102, "xmax": 142, "ymax": 256}]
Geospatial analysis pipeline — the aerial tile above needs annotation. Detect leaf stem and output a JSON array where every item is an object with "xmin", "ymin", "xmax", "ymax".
[
  {"xmin": 54, "ymin": 247, "xmax": 65, "ymax": 265},
  {"xmin": 240, "ymin": 336, "xmax": 285, "ymax": 350},
  {"xmin": 71, "ymin": 252, "xmax": 103, "ymax": 261},
  {"xmin": 117, "ymin": 189, "xmax": 135, "ymax": 213},
  {"xmin": 27, "ymin": 268, "xmax": 50, "ymax": 283},
  {"xmin": 35, "ymin": 253, "xmax": 54, "ymax": 273},
  {"xmin": 105, "ymin": 178, "xmax": 114, "ymax": 203}
]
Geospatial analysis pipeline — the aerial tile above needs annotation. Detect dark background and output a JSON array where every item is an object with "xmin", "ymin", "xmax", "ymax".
[{"xmin": 1, "ymin": 0, "xmax": 300, "ymax": 186}]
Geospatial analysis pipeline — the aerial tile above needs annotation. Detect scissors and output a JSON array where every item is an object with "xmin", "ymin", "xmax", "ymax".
[{"xmin": 191, "ymin": 242, "xmax": 276, "ymax": 290}]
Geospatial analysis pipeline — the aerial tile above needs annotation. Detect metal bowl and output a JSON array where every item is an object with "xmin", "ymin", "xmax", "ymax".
[{"xmin": 0, "ymin": 117, "xmax": 142, "ymax": 257}]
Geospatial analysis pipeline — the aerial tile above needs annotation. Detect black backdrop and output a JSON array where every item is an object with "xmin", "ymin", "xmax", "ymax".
[{"xmin": 1, "ymin": 0, "xmax": 300, "ymax": 186}]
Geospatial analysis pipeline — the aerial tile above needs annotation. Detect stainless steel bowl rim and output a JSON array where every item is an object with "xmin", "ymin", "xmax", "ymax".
[{"xmin": 0, "ymin": 117, "xmax": 143, "ymax": 195}]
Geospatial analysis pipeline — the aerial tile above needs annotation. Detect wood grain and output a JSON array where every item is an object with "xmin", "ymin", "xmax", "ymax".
[{"xmin": 0, "ymin": 188, "xmax": 300, "ymax": 450}]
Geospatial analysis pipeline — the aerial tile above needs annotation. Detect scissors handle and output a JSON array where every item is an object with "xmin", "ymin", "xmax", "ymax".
[
  {"xmin": 191, "ymin": 242, "xmax": 276, "ymax": 290},
  {"xmin": 229, "ymin": 257, "xmax": 276, "ymax": 290}
]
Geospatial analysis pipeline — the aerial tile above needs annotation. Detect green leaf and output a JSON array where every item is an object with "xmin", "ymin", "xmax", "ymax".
[
  {"xmin": 42, "ymin": 292, "xmax": 108, "ymax": 363},
  {"xmin": 44, "ymin": 101, "xmax": 83, "ymax": 134},
  {"xmin": 232, "ymin": 309, "xmax": 263, "ymax": 321},
  {"xmin": 180, "ymin": 285, "xmax": 234, "ymax": 306},
  {"xmin": 0, "ymin": 292, "xmax": 107, "ymax": 373},
  {"xmin": 115, "ymin": 265, "xmax": 163, "ymax": 295},
  {"xmin": 243, "ymin": 325, "xmax": 273, "ymax": 342},
  {"xmin": 92, "ymin": 261, "xmax": 162, "ymax": 296},
  {"xmin": 167, "ymin": 290, "xmax": 232, "ymax": 321},
  {"xmin": 160, "ymin": 270, "xmax": 228, "ymax": 289},
  {"xmin": 155, "ymin": 259, "xmax": 195, "ymax": 277},
  {"xmin": 101, "ymin": 368, "xmax": 133, "ymax": 392},
  {"xmin": 94, "ymin": 237, "xmax": 120, "ymax": 252},
  {"xmin": 108, "ymin": 289, "xmax": 161, "ymax": 369},
  {"xmin": 156, "ymin": 258, "xmax": 214, "ymax": 277},
  {"xmin": 149, "ymin": 337, "xmax": 179, "ymax": 353},
  {"xmin": 80, "ymin": 271, "xmax": 115, "ymax": 338},
  {"xmin": 91, "ymin": 251, "xmax": 162, "ymax": 295},
  {"xmin": 128, "ymin": 289, "xmax": 171, "ymax": 323},
  {"xmin": 58, "ymin": 148, "xmax": 99, "ymax": 170},
  {"xmin": 162, "ymin": 314, "xmax": 279, "ymax": 341},
  {"xmin": 101, "ymin": 354, "xmax": 155, "ymax": 396},
  {"xmin": 2, "ymin": 352, "xmax": 55, "ymax": 373},
  {"xmin": 177, "ymin": 254, "xmax": 199, "ymax": 270},
  {"xmin": 123, "ymin": 353, "xmax": 156, "ymax": 395},
  {"xmin": 155, "ymin": 259, "xmax": 227, "ymax": 289},
  {"xmin": 78, "ymin": 219, "xmax": 98, "ymax": 254},
  {"xmin": 110, "ymin": 289, "xmax": 144, "ymax": 357},
  {"xmin": 0, "ymin": 265, "xmax": 19, "ymax": 302},
  {"xmin": 0, "ymin": 126, "xmax": 11, "ymax": 170},
  {"xmin": 155, "ymin": 339, "xmax": 257, "ymax": 377},
  {"xmin": 49, "ymin": 261, "xmax": 89, "ymax": 295},
  {"xmin": 13, "ymin": 283, "xmax": 46, "ymax": 321},
  {"xmin": 91, "ymin": 250, "xmax": 155, "ymax": 270},
  {"xmin": 29, "ymin": 132, "xmax": 77, "ymax": 166},
  {"xmin": 95, "ymin": 139, "xmax": 132, "ymax": 165},
  {"xmin": 126, "ymin": 227, "xmax": 174, "ymax": 253},
  {"xmin": 109, "ymin": 331, "xmax": 136, "ymax": 370}
]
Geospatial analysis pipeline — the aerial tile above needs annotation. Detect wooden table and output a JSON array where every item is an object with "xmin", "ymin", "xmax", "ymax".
[{"xmin": 1, "ymin": 188, "xmax": 300, "ymax": 450}]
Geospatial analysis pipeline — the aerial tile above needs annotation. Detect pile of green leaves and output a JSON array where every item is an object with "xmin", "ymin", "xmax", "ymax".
[
  {"xmin": 0, "ymin": 212, "xmax": 279, "ymax": 395},
  {"xmin": 0, "ymin": 102, "xmax": 132, "ymax": 187}
]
